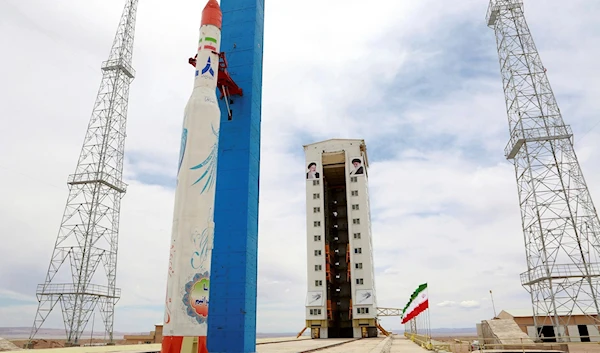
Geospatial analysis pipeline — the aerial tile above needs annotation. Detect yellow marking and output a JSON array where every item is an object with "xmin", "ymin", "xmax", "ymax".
[{"xmin": 180, "ymin": 337, "xmax": 197, "ymax": 353}]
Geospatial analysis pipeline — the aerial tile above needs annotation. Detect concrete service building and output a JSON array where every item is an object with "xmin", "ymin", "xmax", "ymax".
[
  {"xmin": 498, "ymin": 309, "xmax": 600, "ymax": 342},
  {"xmin": 303, "ymin": 139, "xmax": 378, "ymax": 339}
]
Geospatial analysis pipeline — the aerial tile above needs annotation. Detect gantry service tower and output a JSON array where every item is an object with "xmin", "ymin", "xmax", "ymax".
[
  {"xmin": 486, "ymin": 0, "xmax": 600, "ymax": 341},
  {"xmin": 303, "ymin": 139, "xmax": 379, "ymax": 339},
  {"xmin": 28, "ymin": 0, "xmax": 138, "ymax": 346}
]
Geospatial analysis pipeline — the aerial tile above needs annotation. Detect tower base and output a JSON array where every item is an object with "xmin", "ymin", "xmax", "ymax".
[{"xmin": 354, "ymin": 326, "xmax": 378, "ymax": 338}]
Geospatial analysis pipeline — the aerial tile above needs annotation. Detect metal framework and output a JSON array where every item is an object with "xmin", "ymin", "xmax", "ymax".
[
  {"xmin": 28, "ymin": 0, "xmax": 138, "ymax": 346},
  {"xmin": 377, "ymin": 307, "xmax": 402, "ymax": 317},
  {"xmin": 486, "ymin": 0, "xmax": 600, "ymax": 341}
]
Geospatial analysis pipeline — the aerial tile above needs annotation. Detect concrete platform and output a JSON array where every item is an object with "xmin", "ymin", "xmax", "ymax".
[
  {"xmin": 6, "ymin": 337, "xmax": 387, "ymax": 353},
  {"xmin": 2, "ymin": 337, "xmax": 308, "ymax": 353},
  {"xmin": 390, "ymin": 336, "xmax": 433, "ymax": 353},
  {"xmin": 306, "ymin": 337, "xmax": 385, "ymax": 352},
  {"xmin": 256, "ymin": 336, "xmax": 311, "ymax": 344},
  {"xmin": 257, "ymin": 337, "xmax": 388, "ymax": 352},
  {"xmin": 256, "ymin": 338, "xmax": 354, "ymax": 352},
  {"xmin": 7, "ymin": 343, "xmax": 162, "ymax": 353}
]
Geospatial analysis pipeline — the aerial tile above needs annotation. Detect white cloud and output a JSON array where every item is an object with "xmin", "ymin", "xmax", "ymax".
[
  {"xmin": 0, "ymin": 289, "xmax": 36, "ymax": 303},
  {"xmin": 437, "ymin": 300, "xmax": 482, "ymax": 309},
  {"xmin": 1, "ymin": 0, "xmax": 600, "ymax": 335},
  {"xmin": 460, "ymin": 301, "xmax": 481, "ymax": 309}
]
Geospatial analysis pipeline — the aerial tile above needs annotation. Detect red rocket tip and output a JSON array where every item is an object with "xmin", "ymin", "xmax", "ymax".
[{"xmin": 201, "ymin": 0, "xmax": 222, "ymax": 29}]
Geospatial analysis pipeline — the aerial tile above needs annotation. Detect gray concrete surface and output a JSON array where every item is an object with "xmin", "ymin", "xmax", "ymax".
[
  {"xmin": 256, "ymin": 338, "xmax": 353, "ymax": 353},
  {"xmin": 483, "ymin": 319, "xmax": 534, "ymax": 344},
  {"xmin": 256, "ymin": 336, "xmax": 311, "ymax": 344},
  {"xmin": 315, "ymin": 337, "xmax": 385, "ymax": 352},
  {"xmin": 256, "ymin": 337, "xmax": 390, "ymax": 353},
  {"xmin": 370, "ymin": 336, "xmax": 393, "ymax": 353},
  {"xmin": 5, "ymin": 337, "xmax": 386, "ymax": 353},
  {"xmin": 390, "ymin": 336, "xmax": 432, "ymax": 353}
]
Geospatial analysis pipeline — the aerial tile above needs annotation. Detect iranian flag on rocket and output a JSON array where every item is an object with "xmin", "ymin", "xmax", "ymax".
[{"xmin": 401, "ymin": 283, "xmax": 428, "ymax": 324}]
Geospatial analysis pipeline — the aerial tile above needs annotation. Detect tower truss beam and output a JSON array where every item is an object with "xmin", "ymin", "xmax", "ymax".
[
  {"xmin": 486, "ymin": 0, "xmax": 600, "ymax": 342},
  {"xmin": 28, "ymin": 0, "xmax": 138, "ymax": 346}
]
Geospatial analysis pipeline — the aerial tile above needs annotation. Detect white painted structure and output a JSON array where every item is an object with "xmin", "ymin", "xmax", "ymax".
[
  {"xmin": 162, "ymin": 3, "xmax": 222, "ymax": 339},
  {"xmin": 303, "ymin": 139, "xmax": 378, "ymax": 339}
]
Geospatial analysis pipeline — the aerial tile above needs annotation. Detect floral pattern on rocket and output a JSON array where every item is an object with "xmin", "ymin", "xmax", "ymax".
[
  {"xmin": 164, "ymin": 238, "xmax": 177, "ymax": 324},
  {"xmin": 182, "ymin": 271, "xmax": 210, "ymax": 324},
  {"xmin": 190, "ymin": 209, "xmax": 213, "ymax": 271},
  {"xmin": 190, "ymin": 123, "xmax": 219, "ymax": 194},
  {"xmin": 177, "ymin": 128, "xmax": 188, "ymax": 177}
]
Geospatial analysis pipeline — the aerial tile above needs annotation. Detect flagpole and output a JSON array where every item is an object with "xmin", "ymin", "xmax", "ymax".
[
  {"xmin": 490, "ymin": 289, "xmax": 498, "ymax": 318},
  {"xmin": 426, "ymin": 284, "xmax": 432, "ymax": 344},
  {"xmin": 415, "ymin": 316, "xmax": 418, "ymax": 336}
]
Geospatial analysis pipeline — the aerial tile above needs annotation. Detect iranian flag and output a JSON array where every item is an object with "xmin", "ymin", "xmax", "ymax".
[{"xmin": 401, "ymin": 283, "xmax": 428, "ymax": 324}]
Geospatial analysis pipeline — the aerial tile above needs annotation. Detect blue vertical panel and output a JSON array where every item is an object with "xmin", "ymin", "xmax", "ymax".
[{"xmin": 207, "ymin": 0, "xmax": 264, "ymax": 352}]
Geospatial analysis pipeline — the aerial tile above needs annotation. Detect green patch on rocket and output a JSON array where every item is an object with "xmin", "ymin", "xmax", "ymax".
[{"xmin": 205, "ymin": 37, "xmax": 217, "ymax": 43}]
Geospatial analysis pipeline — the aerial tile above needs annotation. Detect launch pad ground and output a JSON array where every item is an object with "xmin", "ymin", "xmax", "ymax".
[
  {"xmin": 6, "ymin": 336, "xmax": 429, "ymax": 353},
  {"xmin": 257, "ymin": 337, "xmax": 381, "ymax": 352},
  {"xmin": 390, "ymin": 336, "xmax": 435, "ymax": 353}
]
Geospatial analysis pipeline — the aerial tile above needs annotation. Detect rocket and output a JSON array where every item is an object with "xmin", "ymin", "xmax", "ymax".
[{"xmin": 161, "ymin": 1, "xmax": 222, "ymax": 353}]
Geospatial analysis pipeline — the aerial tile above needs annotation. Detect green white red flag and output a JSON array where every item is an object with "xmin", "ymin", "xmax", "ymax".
[{"xmin": 401, "ymin": 283, "xmax": 428, "ymax": 324}]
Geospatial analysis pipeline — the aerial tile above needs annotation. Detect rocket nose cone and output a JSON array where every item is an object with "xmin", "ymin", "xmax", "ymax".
[{"xmin": 201, "ymin": 0, "xmax": 222, "ymax": 29}]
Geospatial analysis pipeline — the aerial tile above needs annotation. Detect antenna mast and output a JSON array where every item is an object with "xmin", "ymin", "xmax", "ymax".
[
  {"xmin": 28, "ymin": 0, "xmax": 138, "ymax": 346},
  {"xmin": 486, "ymin": 0, "xmax": 600, "ymax": 341}
]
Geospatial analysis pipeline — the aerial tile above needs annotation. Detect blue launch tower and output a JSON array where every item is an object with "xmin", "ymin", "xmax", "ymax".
[{"xmin": 207, "ymin": 0, "xmax": 265, "ymax": 352}]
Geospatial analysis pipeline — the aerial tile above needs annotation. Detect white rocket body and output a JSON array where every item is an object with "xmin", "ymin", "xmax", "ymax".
[{"xmin": 163, "ymin": 21, "xmax": 221, "ymax": 337}]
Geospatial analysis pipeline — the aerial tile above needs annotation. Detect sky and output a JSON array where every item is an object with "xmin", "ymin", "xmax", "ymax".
[{"xmin": 1, "ymin": 0, "xmax": 600, "ymax": 335}]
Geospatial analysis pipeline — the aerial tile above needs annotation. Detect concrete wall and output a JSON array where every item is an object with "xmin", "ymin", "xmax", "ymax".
[
  {"xmin": 512, "ymin": 315, "xmax": 599, "ymax": 333},
  {"xmin": 480, "ymin": 319, "xmax": 534, "ymax": 345},
  {"xmin": 154, "ymin": 325, "xmax": 163, "ymax": 343},
  {"xmin": 123, "ymin": 324, "xmax": 164, "ymax": 344}
]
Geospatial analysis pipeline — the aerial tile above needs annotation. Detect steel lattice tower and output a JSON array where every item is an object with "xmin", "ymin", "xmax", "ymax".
[
  {"xmin": 28, "ymin": 0, "xmax": 138, "ymax": 346},
  {"xmin": 486, "ymin": 0, "xmax": 600, "ymax": 341}
]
